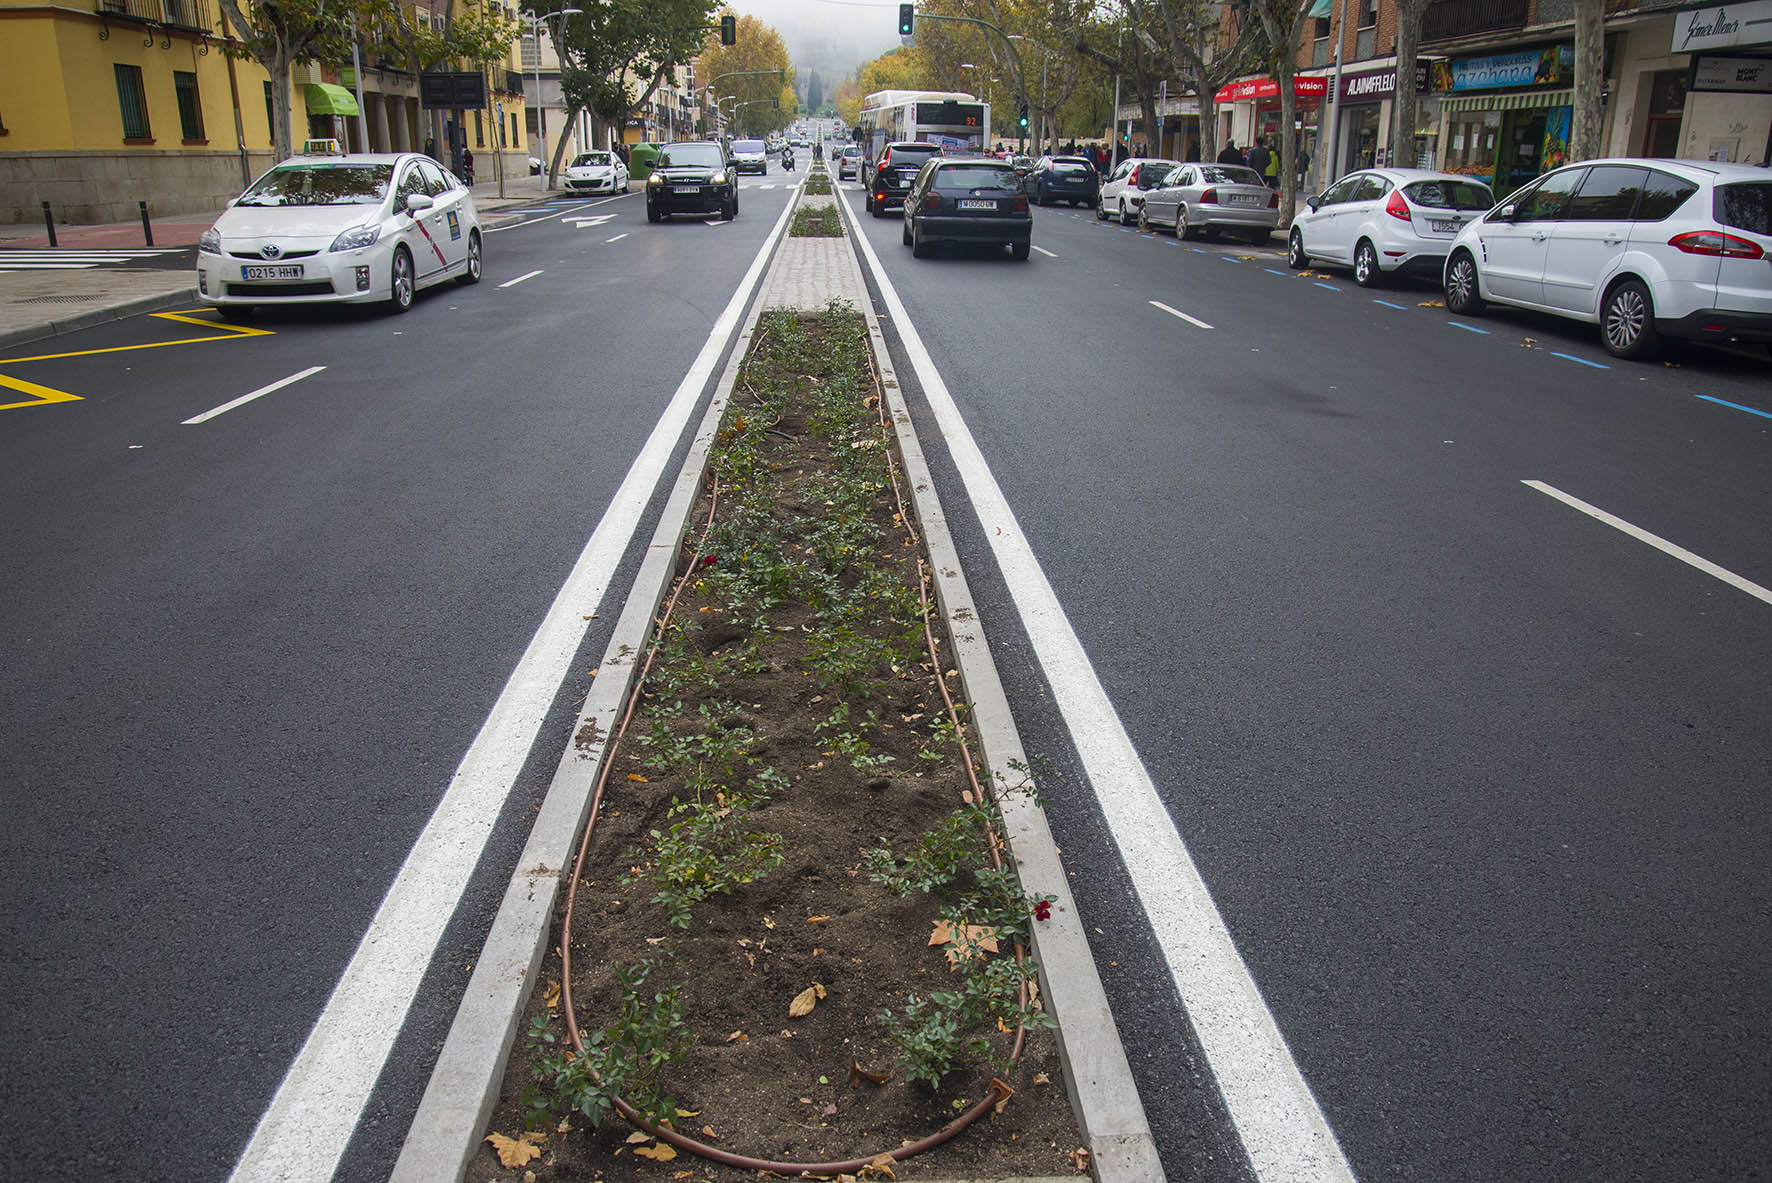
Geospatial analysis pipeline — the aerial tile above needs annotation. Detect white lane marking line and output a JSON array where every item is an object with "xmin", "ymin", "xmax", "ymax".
[
  {"xmin": 0, "ymin": 262, "xmax": 98, "ymax": 269},
  {"xmin": 485, "ymin": 191, "xmax": 629, "ymax": 233},
  {"xmin": 498, "ymin": 269, "xmax": 543, "ymax": 289},
  {"xmin": 226, "ymin": 191, "xmax": 804, "ymax": 1183},
  {"xmin": 1523, "ymin": 480, "xmax": 1772, "ymax": 607},
  {"xmin": 182, "ymin": 366, "xmax": 325, "ymax": 424},
  {"xmin": 565, "ymin": 214, "xmax": 618, "ymax": 229},
  {"xmin": 1031, "ymin": 245, "xmax": 1058, "ymax": 257},
  {"xmin": 1150, "ymin": 300, "xmax": 1214, "ymax": 330},
  {"xmin": 606, "ymin": 233, "xmax": 628, "ymax": 243},
  {"xmin": 848, "ymin": 182, "xmax": 1357, "ymax": 1183}
]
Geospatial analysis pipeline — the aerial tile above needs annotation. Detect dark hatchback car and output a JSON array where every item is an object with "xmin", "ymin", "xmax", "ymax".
[
  {"xmin": 902, "ymin": 158, "xmax": 1032, "ymax": 260},
  {"xmin": 645, "ymin": 141, "xmax": 737, "ymax": 222},
  {"xmin": 865, "ymin": 142, "xmax": 942, "ymax": 215},
  {"xmin": 1027, "ymin": 155, "xmax": 1100, "ymax": 207}
]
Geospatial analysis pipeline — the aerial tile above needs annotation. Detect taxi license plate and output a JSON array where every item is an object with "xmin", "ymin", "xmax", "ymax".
[
  {"xmin": 959, "ymin": 199, "xmax": 996, "ymax": 210},
  {"xmin": 241, "ymin": 264, "xmax": 303, "ymax": 281},
  {"xmin": 674, "ymin": 185, "xmax": 700, "ymax": 194},
  {"xmin": 1430, "ymin": 219, "xmax": 1461, "ymax": 233}
]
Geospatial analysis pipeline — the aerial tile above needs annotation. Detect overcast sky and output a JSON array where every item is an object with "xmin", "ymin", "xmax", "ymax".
[{"xmin": 732, "ymin": 0, "xmax": 904, "ymax": 83}]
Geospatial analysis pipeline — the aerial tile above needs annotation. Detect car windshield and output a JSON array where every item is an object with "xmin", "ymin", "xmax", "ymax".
[
  {"xmin": 935, "ymin": 165, "xmax": 1019, "ymax": 192},
  {"xmin": 1197, "ymin": 165, "xmax": 1263, "ymax": 186},
  {"xmin": 891, "ymin": 145, "xmax": 939, "ymax": 162},
  {"xmin": 1405, "ymin": 179, "xmax": 1495, "ymax": 211},
  {"xmin": 236, "ymin": 163, "xmax": 392, "ymax": 206},
  {"xmin": 570, "ymin": 152, "xmax": 612, "ymax": 168},
  {"xmin": 1052, "ymin": 158, "xmax": 1095, "ymax": 173},
  {"xmin": 656, "ymin": 143, "xmax": 724, "ymax": 168},
  {"xmin": 732, "ymin": 140, "xmax": 764, "ymax": 154},
  {"xmin": 1715, "ymin": 182, "xmax": 1772, "ymax": 235}
]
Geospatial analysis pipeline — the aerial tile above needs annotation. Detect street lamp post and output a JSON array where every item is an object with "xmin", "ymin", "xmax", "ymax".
[{"xmin": 531, "ymin": 6, "xmax": 583, "ymax": 189}]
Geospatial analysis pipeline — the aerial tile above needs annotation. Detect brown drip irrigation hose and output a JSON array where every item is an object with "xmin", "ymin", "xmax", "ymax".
[{"xmin": 551, "ymin": 318, "xmax": 1034, "ymax": 1173}]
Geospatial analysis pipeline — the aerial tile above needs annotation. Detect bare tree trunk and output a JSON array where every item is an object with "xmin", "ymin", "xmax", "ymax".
[
  {"xmin": 1571, "ymin": 0, "xmax": 1606, "ymax": 161},
  {"xmin": 270, "ymin": 48, "xmax": 294, "ymax": 161},
  {"xmin": 1389, "ymin": 0, "xmax": 1429, "ymax": 170}
]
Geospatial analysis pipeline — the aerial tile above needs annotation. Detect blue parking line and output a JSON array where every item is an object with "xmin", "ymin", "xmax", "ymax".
[
  {"xmin": 1550, "ymin": 351, "xmax": 1609, "ymax": 370},
  {"xmin": 1313, "ymin": 282, "xmax": 1338, "ymax": 291},
  {"xmin": 1190, "ymin": 247, "xmax": 1207, "ymax": 254},
  {"xmin": 1372, "ymin": 299, "xmax": 1407, "ymax": 309},
  {"xmin": 1221, "ymin": 256, "xmax": 1241, "ymax": 262},
  {"xmin": 1264, "ymin": 268, "xmax": 1288, "ymax": 276},
  {"xmin": 1696, "ymin": 394, "xmax": 1772, "ymax": 419},
  {"xmin": 1449, "ymin": 321, "xmax": 1490, "ymax": 334}
]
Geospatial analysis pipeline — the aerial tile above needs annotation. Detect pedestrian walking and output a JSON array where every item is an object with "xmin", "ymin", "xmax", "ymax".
[
  {"xmin": 1296, "ymin": 142, "xmax": 1312, "ymax": 188},
  {"xmin": 1263, "ymin": 141, "xmax": 1281, "ymax": 188},
  {"xmin": 1217, "ymin": 141, "xmax": 1243, "ymax": 165},
  {"xmin": 461, "ymin": 148, "xmax": 475, "ymax": 184},
  {"xmin": 1246, "ymin": 137, "xmax": 1272, "ymax": 182}
]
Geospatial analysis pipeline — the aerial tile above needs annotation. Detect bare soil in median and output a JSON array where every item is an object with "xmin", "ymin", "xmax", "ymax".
[{"xmin": 466, "ymin": 307, "xmax": 1085, "ymax": 1182}]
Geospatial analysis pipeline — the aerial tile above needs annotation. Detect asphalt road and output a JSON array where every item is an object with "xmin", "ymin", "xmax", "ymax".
[
  {"xmin": 839, "ymin": 180, "xmax": 1772, "ymax": 1182},
  {"xmin": 0, "ymin": 172, "xmax": 800, "ymax": 1181}
]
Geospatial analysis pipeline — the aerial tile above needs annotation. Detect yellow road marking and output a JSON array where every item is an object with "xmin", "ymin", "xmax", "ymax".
[{"xmin": 0, "ymin": 309, "xmax": 272, "ymax": 411}]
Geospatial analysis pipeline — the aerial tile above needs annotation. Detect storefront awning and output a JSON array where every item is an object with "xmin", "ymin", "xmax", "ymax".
[
  {"xmin": 1308, "ymin": 0, "xmax": 1334, "ymax": 15},
  {"xmin": 1439, "ymin": 88, "xmax": 1572, "ymax": 113},
  {"xmin": 304, "ymin": 82, "xmax": 360, "ymax": 117},
  {"xmin": 1215, "ymin": 75, "xmax": 1329, "ymax": 104}
]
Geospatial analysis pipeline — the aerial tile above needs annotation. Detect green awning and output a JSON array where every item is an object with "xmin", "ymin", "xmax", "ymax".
[
  {"xmin": 304, "ymin": 82, "xmax": 360, "ymax": 117},
  {"xmin": 1439, "ymin": 88, "xmax": 1572, "ymax": 113},
  {"xmin": 1309, "ymin": 0, "xmax": 1333, "ymax": 16}
]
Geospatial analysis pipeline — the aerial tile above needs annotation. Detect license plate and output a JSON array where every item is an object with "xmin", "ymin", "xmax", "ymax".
[
  {"xmin": 1228, "ymin": 195, "xmax": 1260, "ymax": 206},
  {"xmin": 674, "ymin": 185, "xmax": 700, "ymax": 194},
  {"xmin": 1430, "ymin": 219, "xmax": 1461, "ymax": 233},
  {"xmin": 241, "ymin": 264, "xmax": 303, "ymax": 280},
  {"xmin": 958, "ymin": 199, "xmax": 996, "ymax": 210}
]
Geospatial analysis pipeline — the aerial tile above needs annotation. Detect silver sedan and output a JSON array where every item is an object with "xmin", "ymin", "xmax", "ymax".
[{"xmin": 1139, "ymin": 163, "xmax": 1279, "ymax": 243}]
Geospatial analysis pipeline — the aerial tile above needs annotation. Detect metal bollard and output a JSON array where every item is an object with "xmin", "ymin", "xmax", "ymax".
[
  {"xmin": 43, "ymin": 201, "xmax": 57, "ymax": 248},
  {"xmin": 140, "ymin": 200, "xmax": 154, "ymax": 247}
]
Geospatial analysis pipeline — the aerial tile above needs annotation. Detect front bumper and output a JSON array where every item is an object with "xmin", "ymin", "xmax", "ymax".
[
  {"xmin": 733, "ymin": 159, "xmax": 767, "ymax": 174},
  {"xmin": 196, "ymin": 245, "xmax": 390, "ymax": 305},
  {"xmin": 564, "ymin": 175, "xmax": 623, "ymax": 192},
  {"xmin": 648, "ymin": 182, "xmax": 734, "ymax": 213}
]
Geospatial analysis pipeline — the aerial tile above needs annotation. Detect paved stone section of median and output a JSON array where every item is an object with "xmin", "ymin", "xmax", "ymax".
[{"xmin": 756, "ymin": 188, "xmax": 866, "ymax": 312}]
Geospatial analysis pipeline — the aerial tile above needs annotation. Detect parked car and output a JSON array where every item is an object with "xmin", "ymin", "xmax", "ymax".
[
  {"xmin": 1140, "ymin": 162, "xmax": 1279, "ymax": 242},
  {"xmin": 561, "ymin": 150, "xmax": 628, "ymax": 194},
  {"xmin": 1010, "ymin": 155, "xmax": 1035, "ymax": 187},
  {"xmin": 1027, "ymin": 156, "xmax": 1099, "ymax": 207},
  {"xmin": 730, "ymin": 139, "xmax": 768, "ymax": 175},
  {"xmin": 837, "ymin": 145, "xmax": 862, "ymax": 180},
  {"xmin": 1289, "ymin": 168, "xmax": 1494, "ymax": 286},
  {"xmin": 866, "ymin": 142, "xmax": 942, "ymax": 215},
  {"xmin": 901, "ymin": 157, "xmax": 1032, "ymax": 260},
  {"xmin": 1443, "ymin": 158, "xmax": 1772, "ymax": 359},
  {"xmin": 196, "ymin": 150, "xmax": 481, "ymax": 317},
  {"xmin": 1097, "ymin": 157, "xmax": 1181, "ymax": 225},
  {"xmin": 645, "ymin": 141, "xmax": 737, "ymax": 222}
]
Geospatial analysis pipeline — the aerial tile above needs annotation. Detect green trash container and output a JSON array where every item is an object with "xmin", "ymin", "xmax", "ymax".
[{"xmin": 628, "ymin": 142, "xmax": 660, "ymax": 183}]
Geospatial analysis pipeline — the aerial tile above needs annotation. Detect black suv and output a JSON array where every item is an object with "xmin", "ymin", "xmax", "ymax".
[
  {"xmin": 901, "ymin": 158, "xmax": 1032, "ymax": 260},
  {"xmin": 646, "ymin": 141, "xmax": 737, "ymax": 222},
  {"xmin": 865, "ymin": 142, "xmax": 941, "ymax": 216}
]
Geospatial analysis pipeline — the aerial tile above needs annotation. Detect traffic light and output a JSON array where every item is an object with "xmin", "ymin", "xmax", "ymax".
[
  {"xmin": 720, "ymin": 14, "xmax": 735, "ymax": 45},
  {"xmin": 897, "ymin": 3, "xmax": 914, "ymax": 35},
  {"xmin": 1018, "ymin": 103, "xmax": 1029, "ymax": 130}
]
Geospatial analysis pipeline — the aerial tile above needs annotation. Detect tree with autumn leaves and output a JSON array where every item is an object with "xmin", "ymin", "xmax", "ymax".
[{"xmin": 695, "ymin": 15, "xmax": 798, "ymax": 140}]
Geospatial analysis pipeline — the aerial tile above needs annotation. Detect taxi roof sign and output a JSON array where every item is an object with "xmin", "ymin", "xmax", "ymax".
[{"xmin": 302, "ymin": 138, "xmax": 344, "ymax": 155}]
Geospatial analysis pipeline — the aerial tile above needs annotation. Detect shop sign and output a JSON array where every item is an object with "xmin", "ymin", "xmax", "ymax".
[
  {"xmin": 1214, "ymin": 75, "xmax": 1329, "ymax": 103},
  {"xmin": 1338, "ymin": 62, "xmax": 1431, "ymax": 101},
  {"xmin": 1671, "ymin": 1, "xmax": 1772, "ymax": 53},
  {"xmin": 1437, "ymin": 45, "xmax": 1572, "ymax": 92},
  {"xmin": 1691, "ymin": 53, "xmax": 1772, "ymax": 91}
]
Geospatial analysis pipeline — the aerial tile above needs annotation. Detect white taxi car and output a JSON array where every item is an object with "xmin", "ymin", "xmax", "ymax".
[
  {"xmin": 562, "ymin": 150, "xmax": 628, "ymax": 194},
  {"xmin": 197, "ymin": 149, "xmax": 481, "ymax": 317}
]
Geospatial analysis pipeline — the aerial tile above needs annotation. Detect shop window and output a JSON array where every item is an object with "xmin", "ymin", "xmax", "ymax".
[
  {"xmin": 115, "ymin": 64, "xmax": 151, "ymax": 140},
  {"xmin": 474, "ymin": 109, "xmax": 484, "ymax": 147},
  {"xmin": 1564, "ymin": 165, "xmax": 1646, "ymax": 220},
  {"xmin": 1445, "ymin": 113, "xmax": 1499, "ymax": 177},
  {"xmin": 174, "ymin": 71, "xmax": 205, "ymax": 141}
]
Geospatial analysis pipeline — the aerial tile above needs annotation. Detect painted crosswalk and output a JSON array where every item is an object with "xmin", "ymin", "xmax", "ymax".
[{"xmin": 0, "ymin": 248, "xmax": 185, "ymax": 272}]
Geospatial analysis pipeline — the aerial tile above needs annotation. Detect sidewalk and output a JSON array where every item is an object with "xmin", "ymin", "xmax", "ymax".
[{"xmin": 0, "ymin": 179, "xmax": 571, "ymax": 350}]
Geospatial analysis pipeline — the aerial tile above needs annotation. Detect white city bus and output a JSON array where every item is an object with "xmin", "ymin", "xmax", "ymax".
[{"xmin": 856, "ymin": 89, "xmax": 991, "ymax": 181}]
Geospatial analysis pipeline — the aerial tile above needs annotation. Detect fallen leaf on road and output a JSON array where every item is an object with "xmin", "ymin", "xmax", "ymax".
[
  {"xmin": 485, "ymin": 1130, "xmax": 545, "ymax": 1168},
  {"xmin": 788, "ymin": 983, "xmax": 827, "ymax": 1018}
]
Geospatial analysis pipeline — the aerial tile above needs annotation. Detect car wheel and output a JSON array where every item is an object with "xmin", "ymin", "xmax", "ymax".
[
  {"xmin": 1444, "ymin": 250, "xmax": 1485, "ymax": 314},
  {"xmin": 1137, "ymin": 206, "xmax": 1151, "ymax": 232},
  {"xmin": 1120, "ymin": 198, "xmax": 1135, "ymax": 226},
  {"xmin": 723, "ymin": 194, "xmax": 737, "ymax": 220},
  {"xmin": 1010, "ymin": 240, "xmax": 1030, "ymax": 261},
  {"xmin": 1353, "ymin": 239, "xmax": 1383, "ymax": 287},
  {"xmin": 456, "ymin": 230, "xmax": 482, "ymax": 285},
  {"xmin": 1287, "ymin": 228, "xmax": 1309, "ymax": 270},
  {"xmin": 387, "ymin": 246, "xmax": 414, "ymax": 313},
  {"xmin": 1601, "ymin": 278, "xmax": 1661, "ymax": 360},
  {"xmin": 646, "ymin": 201, "xmax": 661, "ymax": 224},
  {"xmin": 911, "ymin": 221, "xmax": 929, "ymax": 258},
  {"xmin": 1177, "ymin": 205, "xmax": 1197, "ymax": 241},
  {"xmin": 864, "ymin": 191, "xmax": 874, "ymax": 213},
  {"xmin": 1095, "ymin": 198, "xmax": 1108, "ymax": 221},
  {"xmin": 903, "ymin": 217, "xmax": 913, "ymax": 246}
]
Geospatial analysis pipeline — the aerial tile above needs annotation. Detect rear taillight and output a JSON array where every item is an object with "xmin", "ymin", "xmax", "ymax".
[
  {"xmin": 923, "ymin": 193, "xmax": 942, "ymax": 210},
  {"xmin": 1268, "ymin": 190, "xmax": 1280, "ymax": 209},
  {"xmin": 1129, "ymin": 164, "xmax": 1140, "ymax": 184},
  {"xmin": 1385, "ymin": 190, "xmax": 1413, "ymax": 222},
  {"xmin": 1199, "ymin": 187, "xmax": 1218, "ymax": 204},
  {"xmin": 1669, "ymin": 230, "xmax": 1765, "ymax": 259},
  {"xmin": 1011, "ymin": 194, "xmax": 1028, "ymax": 213}
]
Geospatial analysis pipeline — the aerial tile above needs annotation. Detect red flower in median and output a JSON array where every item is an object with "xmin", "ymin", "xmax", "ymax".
[
  {"xmin": 1032, "ymin": 900, "xmax": 1052, "ymax": 922},
  {"xmin": 699, "ymin": 554, "xmax": 718, "ymax": 568}
]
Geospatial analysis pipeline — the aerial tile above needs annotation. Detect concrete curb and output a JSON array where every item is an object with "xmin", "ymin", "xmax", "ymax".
[
  {"xmin": 835, "ymin": 187, "xmax": 1166, "ymax": 1182},
  {"xmin": 0, "ymin": 285, "xmax": 197, "ymax": 352}
]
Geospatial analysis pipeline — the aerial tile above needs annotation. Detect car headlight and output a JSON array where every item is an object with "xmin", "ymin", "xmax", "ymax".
[
  {"xmin": 198, "ymin": 228, "xmax": 222, "ymax": 254},
  {"xmin": 647, "ymin": 172, "xmax": 663, "ymax": 185},
  {"xmin": 713, "ymin": 170, "xmax": 729, "ymax": 185},
  {"xmin": 330, "ymin": 223, "xmax": 381, "ymax": 252}
]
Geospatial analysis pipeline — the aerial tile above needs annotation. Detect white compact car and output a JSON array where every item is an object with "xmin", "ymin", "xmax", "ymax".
[
  {"xmin": 562, "ymin": 150, "xmax": 628, "ymax": 194},
  {"xmin": 1096, "ymin": 158, "xmax": 1181, "ymax": 226},
  {"xmin": 197, "ymin": 150, "xmax": 480, "ymax": 316},
  {"xmin": 1443, "ymin": 158, "xmax": 1772, "ymax": 359},
  {"xmin": 1288, "ymin": 168, "xmax": 1494, "ymax": 286}
]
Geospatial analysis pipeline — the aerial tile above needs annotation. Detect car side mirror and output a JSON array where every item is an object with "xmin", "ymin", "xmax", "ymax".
[
  {"xmin": 405, "ymin": 193, "xmax": 434, "ymax": 213},
  {"xmin": 1306, "ymin": 195, "xmax": 1321, "ymax": 211}
]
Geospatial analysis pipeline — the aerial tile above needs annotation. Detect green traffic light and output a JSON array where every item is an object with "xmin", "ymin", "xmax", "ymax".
[{"xmin": 897, "ymin": 3, "xmax": 914, "ymax": 35}]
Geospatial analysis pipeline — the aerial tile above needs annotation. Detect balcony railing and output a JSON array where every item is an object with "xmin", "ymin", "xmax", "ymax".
[
  {"xmin": 98, "ymin": 0, "xmax": 217, "ymax": 31},
  {"xmin": 1421, "ymin": 0, "xmax": 1529, "ymax": 42}
]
